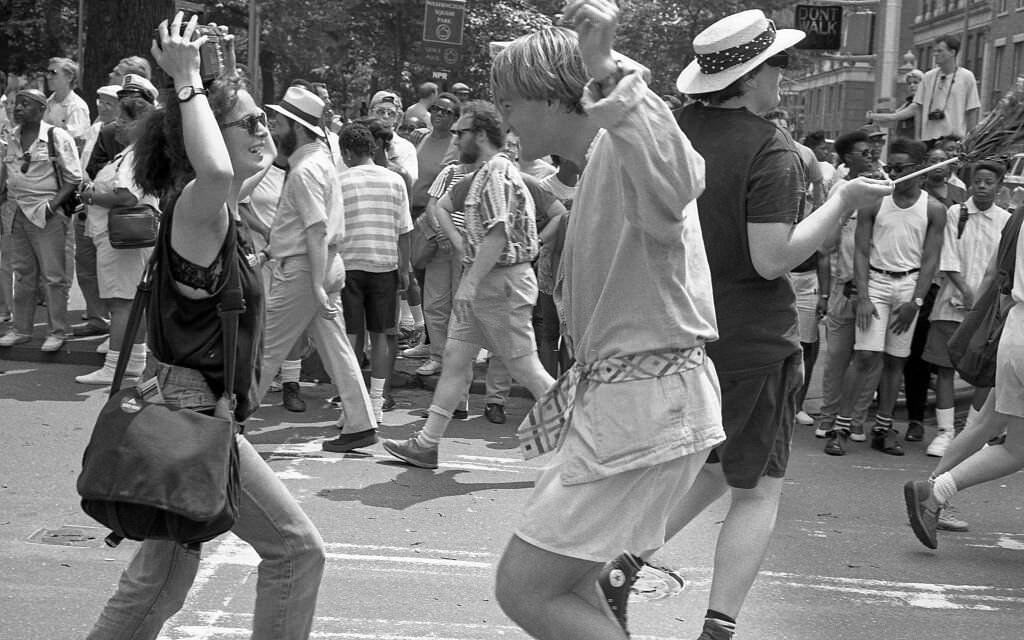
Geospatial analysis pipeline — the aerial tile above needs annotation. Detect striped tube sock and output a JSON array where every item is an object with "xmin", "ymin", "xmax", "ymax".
[
  {"xmin": 872, "ymin": 414, "xmax": 893, "ymax": 434},
  {"xmin": 833, "ymin": 415, "xmax": 852, "ymax": 434}
]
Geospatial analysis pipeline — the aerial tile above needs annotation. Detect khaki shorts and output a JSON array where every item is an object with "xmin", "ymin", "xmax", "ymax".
[
  {"xmin": 447, "ymin": 262, "xmax": 538, "ymax": 360},
  {"xmin": 94, "ymin": 231, "xmax": 151, "ymax": 300},
  {"xmin": 994, "ymin": 342, "xmax": 1024, "ymax": 418},
  {"xmin": 792, "ymin": 270, "xmax": 821, "ymax": 344},
  {"xmin": 922, "ymin": 320, "xmax": 959, "ymax": 368}
]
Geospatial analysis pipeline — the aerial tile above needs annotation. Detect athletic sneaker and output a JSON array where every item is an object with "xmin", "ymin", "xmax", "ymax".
[
  {"xmin": 322, "ymin": 429, "xmax": 378, "ymax": 453},
  {"xmin": 795, "ymin": 410, "xmax": 814, "ymax": 425},
  {"xmin": 596, "ymin": 552, "xmax": 643, "ymax": 636},
  {"xmin": 937, "ymin": 504, "xmax": 969, "ymax": 532},
  {"xmin": 904, "ymin": 479, "xmax": 939, "ymax": 549},
  {"xmin": 381, "ymin": 437, "xmax": 439, "ymax": 469}
]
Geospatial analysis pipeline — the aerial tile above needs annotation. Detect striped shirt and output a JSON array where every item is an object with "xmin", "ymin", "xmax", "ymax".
[
  {"xmin": 463, "ymin": 152, "xmax": 538, "ymax": 266},
  {"xmin": 339, "ymin": 164, "xmax": 413, "ymax": 273},
  {"xmin": 428, "ymin": 163, "xmax": 471, "ymax": 230}
]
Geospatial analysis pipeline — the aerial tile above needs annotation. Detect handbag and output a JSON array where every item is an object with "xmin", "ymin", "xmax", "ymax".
[
  {"xmin": 46, "ymin": 127, "xmax": 83, "ymax": 218},
  {"xmin": 77, "ymin": 221, "xmax": 245, "ymax": 547},
  {"xmin": 947, "ymin": 208, "xmax": 1023, "ymax": 387},
  {"xmin": 410, "ymin": 213, "xmax": 439, "ymax": 270},
  {"xmin": 108, "ymin": 203, "xmax": 160, "ymax": 249}
]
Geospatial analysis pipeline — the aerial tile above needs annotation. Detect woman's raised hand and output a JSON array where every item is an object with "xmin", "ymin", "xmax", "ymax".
[{"xmin": 151, "ymin": 12, "xmax": 207, "ymax": 85}]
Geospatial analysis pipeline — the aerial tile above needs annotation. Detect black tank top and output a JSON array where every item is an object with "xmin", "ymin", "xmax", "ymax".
[{"xmin": 147, "ymin": 195, "xmax": 265, "ymax": 421}]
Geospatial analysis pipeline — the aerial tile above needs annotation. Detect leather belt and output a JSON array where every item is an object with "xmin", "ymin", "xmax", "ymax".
[{"xmin": 869, "ymin": 265, "xmax": 919, "ymax": 278}]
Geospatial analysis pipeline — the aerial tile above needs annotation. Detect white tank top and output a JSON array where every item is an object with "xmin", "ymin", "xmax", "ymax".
[{"xmin": 871, "ymin": 191, "xmax": 930, "ymax": 272}]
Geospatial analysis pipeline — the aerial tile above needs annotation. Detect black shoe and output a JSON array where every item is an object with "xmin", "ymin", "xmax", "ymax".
[
  {"xmin": 870, "ymin": 427, "xmax": 904, "ymax": 456},
  {"xmin": 322, "ymin": 428, "xmax": 378, "ymax": 453},
  {"xmin": 382, "ymin": 395, "xmax": 396, "ymax": 412},
  {"xmin": 596, "ymin": 552, "xmax": 643, "ymax": 635},
  {"xmin": 281, "ymin": 382, "xmax": 306, "ymax": 412},
  {"xmin": 824, "ymin": 429, "xmax": 848, "ymax": 456},
  {"xmin": 452, "ymin": 408, "xmax": 469, "ymax": 420},
  {"xmin": 484, "ymin": 402, "xmax": 506, "ymax": 424},
  {"xmin": 905, "ymin": 421, "xmax": 924, "ymax": 442},
  {"xmin": 71, "ymin": 322, "xmax": 108, "ymax": 337}
]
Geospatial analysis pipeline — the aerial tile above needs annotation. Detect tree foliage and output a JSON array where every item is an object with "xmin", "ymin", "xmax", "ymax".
[{"xmin": 5, "ymin": 0, "xmax": 799, "ymax": 110}]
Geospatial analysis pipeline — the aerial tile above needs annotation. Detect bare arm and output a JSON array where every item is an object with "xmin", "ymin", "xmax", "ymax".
[
  {"xmin": 748, "ymin": 178, "xmax": 892, "ymax": 280},
  {"xmin": 853, "ymin": 201, "xmax": 880, "ymax": 331},
  {"xmin": 870, "ymin": 103, "xmax": 920, "ymax": 124},
  {"xmin": 305, "ymin": 221, "xmax": 335, "ymax": 319},
  {"xmin": 452, "ymin": 224, "xmax": 506, "ymax": 322},
  {"xmin": 965, "ymin": 108, "xmax": 980, "ymax": 134}
]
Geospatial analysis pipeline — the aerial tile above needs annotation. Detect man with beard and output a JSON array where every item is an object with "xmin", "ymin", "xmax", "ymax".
[
  {"xmin": 255, "ymin": 86, "xmax": 378, "ymax": 450},
  {"xmin": 380, "ymin": 101, "xmax": 555, "ymax": 469}
]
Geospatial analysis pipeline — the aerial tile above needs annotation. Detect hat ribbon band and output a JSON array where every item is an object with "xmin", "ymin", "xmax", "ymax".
[
  {"xmin": 697, "ymin": 22, "xmax": 776, "ymax": 76},
  {"xmin": 277, "ymin": 100, "xmax": 322, "ymax": 130}
]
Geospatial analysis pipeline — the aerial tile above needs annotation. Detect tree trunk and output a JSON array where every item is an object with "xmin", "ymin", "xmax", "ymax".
[{"xmin": 81, "ymin": 0, "xmax": 176, "ymax": 118}]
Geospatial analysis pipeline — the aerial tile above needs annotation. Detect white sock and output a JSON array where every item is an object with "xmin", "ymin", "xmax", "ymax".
[
  {"xmin": 281, "ymin": 359, "xmax": 302, "ymax": 384},
  {"xmin": 399, "ymin": 299, "xmax": 414, "ymax": 327},
  {"xmin": 932, "ymin": 472, "xmax": 958, "ymax": 505},
  {"xmin": 964, "ymin": 405, "xmax": 980, "ymax": 431},
  {"xmin": 410, "ymin": 304, "xmax": 424, "ymax": 326},
  {"xmin": 417, "ymin": 404, "xmax": 452, "ymax": 447},
  {"xmin": 128, "ymin": 344, "xmax": 146, "ymax": 373},
  {"xmin": 369, "ymin": 377, "xmax": 386, "ymax": 398},
  {"xmin": 936, "ymin": 407, "xmax": 955, "ymax": 432}
]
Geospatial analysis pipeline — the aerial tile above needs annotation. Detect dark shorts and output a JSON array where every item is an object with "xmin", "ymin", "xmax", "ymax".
[
  {"xmin": 342, "ymin": 270, "xmax": 399, "ymax": 334},
  {"xmin": 706, "ymin": 351, "xmax": 803, "ymax": 489},
  {"xmin": 922, "ymin": 319, "xmax": 959, "ymax": 368}
]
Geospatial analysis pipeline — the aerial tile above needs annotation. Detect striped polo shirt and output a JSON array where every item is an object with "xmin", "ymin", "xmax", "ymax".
[{"xmin": 339, "ymin": 163, "xmax": 413, "ymax": 273}]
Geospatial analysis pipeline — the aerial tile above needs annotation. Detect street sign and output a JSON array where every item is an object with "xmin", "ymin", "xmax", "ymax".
[
  {"xmin": 423, "ymin": 0, "xmax": 466, "ymax": 46},
  {"xmin": 794, "ymin": 4, "xmax": 843, "ymax": 51},
  {"xmin": 422, "ymin": 43, "xmax": 462, "ymax": 68}
]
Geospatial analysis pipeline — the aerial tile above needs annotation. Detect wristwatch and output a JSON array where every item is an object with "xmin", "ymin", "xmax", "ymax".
[
  {"xmin": 913, "ymin": 296, "xmax": 925, "ymax": 308},
  {"xmin": 176, "ymin": 85, "xmax": 209, "ymax": 102}
]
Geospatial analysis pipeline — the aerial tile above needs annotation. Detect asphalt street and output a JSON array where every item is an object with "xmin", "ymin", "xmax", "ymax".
[{"xmin": 1, "ymin": 356, "xmax": 1023, "ymax": 640}]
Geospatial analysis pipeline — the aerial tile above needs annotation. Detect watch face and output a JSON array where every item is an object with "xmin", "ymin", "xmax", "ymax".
[{"xmin": 176, "ymin": 86, "xmax": 192, "ymax": 101}]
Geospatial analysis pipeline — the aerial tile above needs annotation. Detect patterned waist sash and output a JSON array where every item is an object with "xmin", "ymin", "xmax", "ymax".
[{"xmin": 517, "ymin": 346, "xmax": 706, "ymax": 460}]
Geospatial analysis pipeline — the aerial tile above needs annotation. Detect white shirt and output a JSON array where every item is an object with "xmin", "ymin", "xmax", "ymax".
[{"xmin": 913, "ymin": 66, "xmax": 981, "ymax": 140}]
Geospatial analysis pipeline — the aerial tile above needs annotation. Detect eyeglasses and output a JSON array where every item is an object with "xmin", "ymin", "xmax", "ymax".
[
  {"xmin": 372, "ymin": 108, "xmax": 399, "ymax": 120},
  {"xmin": 764, "ymin": 50, "xmax": 790, "ymax": 69},
  {"xmin": 220, "ymin": 111, "xmax": 268, "ymax": 136},
  {"xmin": 851, "ymin": 148, "xmax": 873, "ymax": 159},
  {"xmin": 429, "ymin": 105, "xmax": 456, "ymax": 117},
  {"xmin": 883, "ymin": 163, "xmax": 919, "ymax": 174},
  {"xmin": 450, "ymin": 127, "xmax": 474, "ymax": 137},
  {"xmin": 45, "ymin": 69, "xmax": 59, "ymax": 76},
  {"xmin": 20, "ymin": 152, "xmax": 31, "ymax": 173}
]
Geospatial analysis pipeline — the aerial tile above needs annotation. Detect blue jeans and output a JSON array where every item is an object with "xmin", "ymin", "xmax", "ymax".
[{"xmin": 86, "ymin": 362, "xmax": 326, "ymax": 640}]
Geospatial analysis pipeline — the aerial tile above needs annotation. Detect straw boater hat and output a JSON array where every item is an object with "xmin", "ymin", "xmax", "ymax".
[
  {"xmin": 676, "ymin": 10, "xmax": 805, "ymax": 95},
  {"xmin": 266, "ymin": 86, "xmax": 326, "ymax": 138}
]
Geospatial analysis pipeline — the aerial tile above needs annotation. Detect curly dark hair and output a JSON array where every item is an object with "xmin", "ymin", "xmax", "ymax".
[
  {"xmin": 133, "ymin": 72, "xmax": 248, "ymax": 196},
  {"xmin": 888, "ymin": 137, "xmax": 928, "ymax": 164},
  {"xmin": 338, "ymin": 122, "xmax": 375, "ymax": 158}
]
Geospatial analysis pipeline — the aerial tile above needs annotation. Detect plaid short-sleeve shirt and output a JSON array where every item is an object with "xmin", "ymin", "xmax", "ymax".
[{"xmin": 462, "ymin": 153, "xmax": 538, "ymax": 266}]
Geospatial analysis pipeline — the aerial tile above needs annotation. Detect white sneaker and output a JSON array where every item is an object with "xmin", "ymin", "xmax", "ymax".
[
  {"xmin": 475, "ymin": 348, "xmax": 490, "ymax": 365},
  {"xmin": 371, "ymin": 396, "xmax": 384, "ymax": 424},
  {"xmin": 795, "ymin": 410, "xmax": 814, "ymax": 426},
  {"xmin": 75, "ymin": 364, "xmax": 117, "ymax": 385},
  {"xmin": 41, "ymin": 335, "xmax": 65, "ymax": 352},
  {"xmin": 416, "ymin": 360, "xmax": 443, "ymax": 376},
  {"xmin": 95, "ymin": 337, "xmax": 110, "ymax": 354},
  {"xmin": 0, "ymin": 330, "xmax": 31, "ymax": 347},
  {"xmin": 402, "ymin": 343, "xmax": 431, "ymax": 358},
  {"xmin": 927, "ymin": 430, "xmax": 954, "ymax": 457}
]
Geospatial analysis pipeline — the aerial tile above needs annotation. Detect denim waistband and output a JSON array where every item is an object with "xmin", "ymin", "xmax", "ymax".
[{"xmin": 138, "ymin": 360, "xmax": 219, "ymax": 413}]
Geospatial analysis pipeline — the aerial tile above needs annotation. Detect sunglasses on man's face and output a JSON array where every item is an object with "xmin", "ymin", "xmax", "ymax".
[
  {"xmin": 221, "ymin": 111, "xmax": 269, "ymax": 136},
  {"xmin": 373, "ymin": 108, "xmax": 399, "ymax": 120},
  {"xmin": 764, "ymin": 50, "xmax": 790, "ymax": 69},
  {"xmin": 429, "ymin": 105, "xmax": 456, "ymax": 117},
  {"xmin": 883, "ymin": 163, "xmax": 919, "ymax": 175}
]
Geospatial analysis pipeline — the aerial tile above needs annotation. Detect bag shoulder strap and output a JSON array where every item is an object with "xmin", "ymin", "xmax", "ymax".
[
  {"xmin": 46, "ymin": 126, "xmax": 65, "ymax": 191},
  {"xmin": 109, "ymin": 206, "xmax": 245, "ymax": 410}
]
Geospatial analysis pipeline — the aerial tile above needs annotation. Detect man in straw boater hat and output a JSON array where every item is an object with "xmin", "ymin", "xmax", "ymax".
[
  {"xmin": 489, "ymin": 1, "xmax": 724, "ymax": 638},
  {"xmin": 256, "ymin": 85, "xmax": 379, "ymax": 452},
  {"xmin": 671, "ymin": 9, "xmax": 892, "ymax": 639}
]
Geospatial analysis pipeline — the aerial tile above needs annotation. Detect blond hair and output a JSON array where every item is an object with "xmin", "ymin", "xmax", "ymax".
[
  {"xmin": 490, "ymin": 27, "xmax": 587, "ymax": 114},
  {"xmin": 48, "ymin": 57, "xmax": 79, "ymax": 86}
]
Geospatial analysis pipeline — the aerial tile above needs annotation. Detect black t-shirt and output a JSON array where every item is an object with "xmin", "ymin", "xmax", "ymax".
[
  {"xmin": 148, "ymin": 198, "xmax": 265, "ymax": 421},
  {"xmin": 678, "ymin": 103, "xmax": 804, "ymax": 373}
]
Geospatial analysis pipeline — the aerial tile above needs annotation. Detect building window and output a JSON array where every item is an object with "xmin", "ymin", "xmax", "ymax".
[
  {"xmin": 994, "ymin": 45, "xmax": 1005, "ymax": 93},
  {"xmin": 998, "ymin": 0, "xmax": 1008, "ymax": 14},
  {"xmin": 1013, "ymin": 42, "xmax": 1024, "ymax": 81},
  {"xmin": 1018, "ymin": 0, "xmax": 1024, "ymax": 11}
]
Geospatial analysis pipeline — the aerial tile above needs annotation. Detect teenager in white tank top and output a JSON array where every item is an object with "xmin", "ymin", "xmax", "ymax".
[{"xmin": 871, "ymin": 191, "xmax": 930, "ymax": 272}]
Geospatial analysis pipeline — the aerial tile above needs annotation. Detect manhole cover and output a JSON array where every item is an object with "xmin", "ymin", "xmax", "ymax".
[
  {"xmin": 27, "ymin": 525, "xmax": 107, "ymax": 547},
  {"xmin": 631, "ymin": 564, "xmax": 687, "ymax": 602}
]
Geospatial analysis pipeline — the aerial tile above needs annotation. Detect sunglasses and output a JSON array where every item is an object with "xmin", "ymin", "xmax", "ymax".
[
  {"xmin": 850, "ymin": 148, "xmax": 873, "ymax": 159},
  {"xmin": 429, "ymin": 105, "xmax": 456, "ymax": 117},
  {"xmin": 221, "ymin": 111, "xmax": 268, "ymax": 136},
  {"xmin": 764, "ymin": 50, "xmax": 790, "ymax": 69},
  {"xmin": 450, "ymin": 127, "xmax": 474, "ymax": 137},
  {"xmin": 45, "ymin": 69, "xmax": 59, "ymax": 76},
  {"xmin": 373, "ymin": 108, "xmax": 399, "ymax": 120},
  {"xmin": 20, "ymin": 151, "xmax": 31, "ymax": 173},
  {"xmin": 883, "ymin": 163, "xmax": 919, "ymax": 174}
]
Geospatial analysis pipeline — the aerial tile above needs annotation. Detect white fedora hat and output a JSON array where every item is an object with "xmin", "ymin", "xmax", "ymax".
[
  {"xmin": 266, "ymin": 86, "xmax": 326, "ymax": 138},
  {"xmin": 676, "ymin": 10, "xmax": 804, "ymax": 95}
]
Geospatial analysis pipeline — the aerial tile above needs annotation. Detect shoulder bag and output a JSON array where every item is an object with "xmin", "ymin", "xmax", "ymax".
[
  {"xmin": 946, "ymin": 208, "xmax": 1023, "ymax": 387},
  {"xmin": 108, "ymin": 202, "xmax": 160, "ymax": 249},
  {"xmin": 46, "ymin": 127, "xmax": 83, "ymax": 218},
  {"xmin": 76, "ymin": 219, "xmax": 245, "ymax": 547}
]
